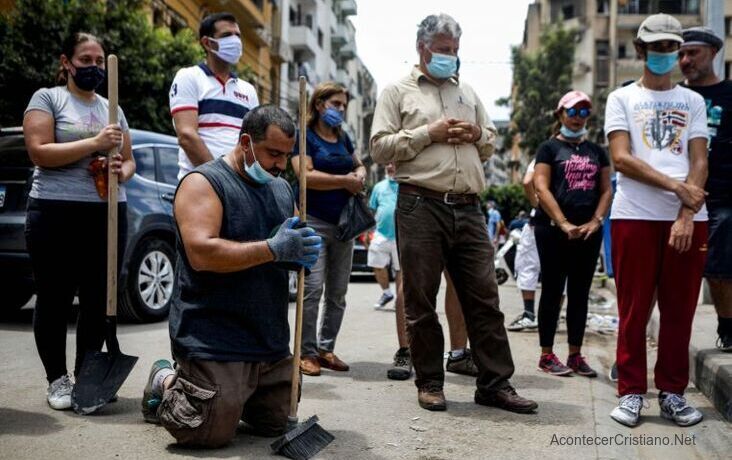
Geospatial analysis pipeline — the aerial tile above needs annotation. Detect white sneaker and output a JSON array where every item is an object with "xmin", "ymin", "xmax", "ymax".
[
  {"xmin": 659, "ymin": 392, "xmax": 703, "ymax": 427},
  {"xmin": 610, "ymin": 394, "xmax": 646, "ymax": 427},
  {"xmin": 507, "ymin": 313, "xmax": 538, "ymax": 331},
  {"xmin": 47, "ymin": 374, "xmax": 73, "ymax": 410}
]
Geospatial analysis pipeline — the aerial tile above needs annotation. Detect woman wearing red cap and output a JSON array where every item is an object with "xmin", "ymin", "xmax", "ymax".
[{"xmin": 532, "ymin": 90, "xmax": 613, "ymax": 377}]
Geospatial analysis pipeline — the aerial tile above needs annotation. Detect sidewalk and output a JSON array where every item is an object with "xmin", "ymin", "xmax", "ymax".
[{"xmin": 648, "ymin": 302, "xmax": 732, "ymax": 423}]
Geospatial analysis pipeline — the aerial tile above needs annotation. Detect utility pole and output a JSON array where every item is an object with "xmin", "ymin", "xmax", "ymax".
[
  {"xmin": 706, "ymin": 0, "xmax": 725, "ymax": 78},
  {"xmin": 609, "ymin": 0, "xmax": 618, "ymax": 88}
]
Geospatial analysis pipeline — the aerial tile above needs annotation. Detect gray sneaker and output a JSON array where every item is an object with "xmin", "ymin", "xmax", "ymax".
[
  {"xmin": 374, "ymin": 291, "xmax": 395, "ymax": 308},
  {"xmin": 659, "ymin": 392, "xmax": 703, "ymax": 427},
  {"xmin": 507, "ymin": 313, "xmax": 538, "ymax": 332},
  {"xmin": 47, "ymin": 374, "xmax": 73, "ymax": 410},
  {"xmin": 387, "ymin": 348, "xmax": 412, "ymax": 380},
  {"xmin": 610, "ymin": 394, "xmax": 646, "ymax": 427}
]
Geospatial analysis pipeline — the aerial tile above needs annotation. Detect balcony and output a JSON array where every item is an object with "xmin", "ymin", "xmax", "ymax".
[
  {"xmin": 340, "ymin": 0, "xmax": 357, "ymax": 16},
  {"xmin": 270, "ymin": 37, "xmax": 293, "ymax": 63},
  {"xmin": 338, "ymin": 42, "xmax": 356, "ymax": 60},
  {"xmin": 252, "ymin": 26, "xmax": 272, "ymax": 47},
  {"xmin": 617, "ymin": 14, "xmax": 699, "ymax": 31},
  {"xmin": 290, "ymin": 25, "xmax": 319, "ymax": 59},
  {"xmin": 331, "ymin": 23, "xmax": 347, "ymax": 48},
  {"xmin": 336, "ymin": 68, "xmax": 351, "ymax": 88}
]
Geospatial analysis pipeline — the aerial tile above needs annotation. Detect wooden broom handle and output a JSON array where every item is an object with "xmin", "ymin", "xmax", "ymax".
[
  {"xmin": 106, "ymin": 55, "xmax": 119, "ymax": 317},
  {"xmin": 289, "ymin": 77, "xmax": 308, "ymax": 418}
]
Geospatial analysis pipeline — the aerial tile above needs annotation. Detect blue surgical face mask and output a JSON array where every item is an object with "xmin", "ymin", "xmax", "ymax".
[
  {"xmin": 646, "ymin": 50, "xmax": 678, "ymax": 75},
  {"xmin": 560, "ymin": 124, "xmax": 588, "ymax": 139},
  {"xmin": 321, "ymin": 107, "xmax": 344, "ymax": 127},
  {"xmin": 210, "ymin": 35, "xmax": 243, "ymax": 65},
  {"xmin": 244, "ymin": 138, "xmax": 275, "ymax": 184},
  {"xmin": 426, "ymin": 52, "xmax": 458, "ymax": 79}
]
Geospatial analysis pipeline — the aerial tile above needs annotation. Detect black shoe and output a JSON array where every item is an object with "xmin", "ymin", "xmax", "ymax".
[
  {"xmin": 608, "ymin": 362, "xmax": 618, "ymax": 382},
  {"xmin": 717, "ymin": 335, "xmax": 732, "ymax": 352},
  {"xmin": 446, "ymin": 349, "xmax": 479, "ymax": 377},
  {"xmin": 387, "ymin": 348, "xmax": 412, "ymax": 380}
]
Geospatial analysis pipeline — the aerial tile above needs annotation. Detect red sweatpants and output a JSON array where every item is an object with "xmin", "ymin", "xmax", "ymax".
[{"xmin": 611, "ymin": 219, "xmax": 708, "ymax": 396}]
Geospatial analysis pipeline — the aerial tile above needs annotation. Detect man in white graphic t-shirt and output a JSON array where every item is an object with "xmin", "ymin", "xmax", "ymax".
[
  {"xmin": 604, "ymin": 13, "xmax": 708, "ymax": 429},
  {"xmin": 169, "ymin": 12, "xmax": 259, "ymax": 180}
]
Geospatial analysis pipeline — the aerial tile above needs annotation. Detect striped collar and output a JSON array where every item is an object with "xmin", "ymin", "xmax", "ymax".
[{"xmin": 198, "ymin": 62, "xmax": 237, "ymax": 80}]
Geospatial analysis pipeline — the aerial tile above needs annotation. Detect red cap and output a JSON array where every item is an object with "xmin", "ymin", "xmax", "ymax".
[{"xmin": 556, "ymin": 90, "xmax": 592, "ymax": 111}]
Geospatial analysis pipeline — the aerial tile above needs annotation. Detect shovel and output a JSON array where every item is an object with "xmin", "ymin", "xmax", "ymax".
[{"xmin": 72, "ymin": 55, "xmax": 138, "ymax": 415}]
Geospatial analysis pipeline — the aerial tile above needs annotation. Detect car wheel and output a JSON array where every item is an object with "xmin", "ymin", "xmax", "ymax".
[
  {"xmin": 495, "ymin": 267, "xmax": 509, "ymax": 285},
  {"xmin": 120, "ymin": 237, "xmax": 176, "ymax": 322}
]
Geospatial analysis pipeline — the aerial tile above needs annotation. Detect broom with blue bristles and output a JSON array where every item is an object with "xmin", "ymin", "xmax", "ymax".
[{"xmin": 270, "ymin": 76, "xmax": 334, "ymax": 460}]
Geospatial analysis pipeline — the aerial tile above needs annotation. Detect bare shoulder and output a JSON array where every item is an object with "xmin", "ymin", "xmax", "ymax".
[{"xmin": 174, "ymin": 173, "xmax": 220, "ymax": 215}]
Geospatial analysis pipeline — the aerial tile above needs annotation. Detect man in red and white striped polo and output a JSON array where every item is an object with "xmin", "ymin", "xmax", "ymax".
[{"xmin": 169, "ymin": 12, "xmax": 259, "ymax": 180}]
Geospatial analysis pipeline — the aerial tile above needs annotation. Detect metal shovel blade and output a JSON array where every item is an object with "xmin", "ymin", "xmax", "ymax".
[{"xmin": 71, "ymin": 350, "xmax": 138, "ymax": 415}]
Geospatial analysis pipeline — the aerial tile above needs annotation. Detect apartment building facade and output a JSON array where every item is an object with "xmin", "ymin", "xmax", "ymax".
[{"xmin": 277, "ymin": 0, "xmax": 377, "ymax": 161}]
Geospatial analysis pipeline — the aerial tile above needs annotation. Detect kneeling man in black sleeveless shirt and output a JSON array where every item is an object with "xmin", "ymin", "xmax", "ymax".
[{"xmin": 140, "ymin": 105, "xmax": 322, "ymax": 448}]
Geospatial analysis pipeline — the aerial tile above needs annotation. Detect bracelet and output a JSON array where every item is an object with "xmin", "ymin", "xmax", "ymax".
[{"xmin": 594, "ymin": 215, "xmax": 604, "ymax": 224}]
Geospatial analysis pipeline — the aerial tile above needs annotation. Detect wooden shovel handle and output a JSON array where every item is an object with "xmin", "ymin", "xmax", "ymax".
[{"xmin": 106, "ymin": 55, "xmax": 119, "ymax": 317}]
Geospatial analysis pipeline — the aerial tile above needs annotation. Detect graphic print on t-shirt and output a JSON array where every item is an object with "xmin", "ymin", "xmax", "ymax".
[
  {"xmin": 563, "ymin": 153, "xmax": 599, "ymax": 191},
  {"xmin": 633, "ymin": 101, "xmax": 690, "ymax": 155},
  {"xmin": 705, "ymin": 99, "xmax": 723, "ymax": 141},
  {"xmin": 63, "ymin": 110, "xmax": 104, "ymax": 140}
]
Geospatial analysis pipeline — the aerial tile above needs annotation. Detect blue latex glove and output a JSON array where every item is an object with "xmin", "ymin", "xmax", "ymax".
[{"xmin": 267, "ymin": 217, "xmax": 321, "ymax": 269}]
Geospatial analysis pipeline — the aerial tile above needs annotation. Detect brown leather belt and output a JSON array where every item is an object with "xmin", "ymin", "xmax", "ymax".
[{"xmin": 399, "ymin": 183, "xmax": 478, "ymax": 206}]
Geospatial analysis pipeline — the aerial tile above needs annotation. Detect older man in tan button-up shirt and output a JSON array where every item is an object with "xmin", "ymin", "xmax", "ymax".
[
  {"xmin": 370, "ymin": 13, "xmax": 537, "ymax": 416},
  {"xmin": 371, "ymin": 64, "xmax": 496, "ymax": 194}
]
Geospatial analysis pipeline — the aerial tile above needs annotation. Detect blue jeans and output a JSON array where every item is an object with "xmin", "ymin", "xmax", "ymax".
[{"xmin": 301, "ymin": 215, "xmax": 354, "ymax": 356}]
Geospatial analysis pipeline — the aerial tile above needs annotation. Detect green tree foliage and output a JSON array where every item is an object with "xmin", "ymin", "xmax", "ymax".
[
  {"xmin": 498, "ymin": 24, "xmax": 578, "ymax": 157},
  {"xmin": 480, "ymin": 184, "xmax": 531, "ymax": 223},
  {"xmin": 0, "ymin": 0, "xmax": 202, "ymax": 133}
]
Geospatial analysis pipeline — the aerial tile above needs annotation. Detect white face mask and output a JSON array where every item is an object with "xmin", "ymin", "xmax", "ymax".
[{"xmin": 209, "ymin": 35, "xmax": 242, "ymax": 64}]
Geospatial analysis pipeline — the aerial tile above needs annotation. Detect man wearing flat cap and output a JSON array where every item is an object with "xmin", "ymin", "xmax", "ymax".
[
  {"xmin": 679, "ymin": 27, "xmax": 732, "ymax": 355},
  {"xmin": 604, "ymin": 13, "xmax": 709, "ymax": 428}
]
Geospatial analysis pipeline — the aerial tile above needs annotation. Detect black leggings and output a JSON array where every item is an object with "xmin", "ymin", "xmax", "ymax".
[
  {"xmin": 25, "ymin": 198, "xmax": 126, "ymax": 383},
  {"xmin": 534, "ymin": 224, "xmax": 602, "ymax": 349}
]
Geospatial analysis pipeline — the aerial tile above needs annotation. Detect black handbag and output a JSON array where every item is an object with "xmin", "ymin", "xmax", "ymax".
[{"xmin": 335, "ymin": 192, "xmax": 375, "ymax": 242}]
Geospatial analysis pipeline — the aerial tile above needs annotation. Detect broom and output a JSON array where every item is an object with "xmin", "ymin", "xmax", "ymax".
[{"xmin": 270, "ymin": 78, "xmax": 334, "ymax": 459}]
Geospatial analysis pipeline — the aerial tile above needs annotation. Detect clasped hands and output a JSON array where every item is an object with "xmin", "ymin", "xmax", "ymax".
[
  {"xmin": 559, "ymin": 219, "xmax": 601, "ymax": 241},
  {"xmin": 428, "ymin": 118, "xmax": 481, "ymax": 145}
]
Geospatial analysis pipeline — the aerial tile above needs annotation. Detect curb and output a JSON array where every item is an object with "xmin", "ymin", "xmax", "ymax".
[{"xmin": 648, "ymin": 306, "xmax": 732, "ymax": 422}]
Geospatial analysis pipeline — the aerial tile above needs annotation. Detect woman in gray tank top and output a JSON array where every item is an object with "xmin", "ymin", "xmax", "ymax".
[{"xmin": 22, "ymin": 32, "xmax": 136, "ymax": 411}]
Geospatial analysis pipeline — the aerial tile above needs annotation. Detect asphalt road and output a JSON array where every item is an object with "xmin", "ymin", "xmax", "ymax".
[{"xmin": 0, "ymin": 277, "xmax": 729, "ymax": 460}]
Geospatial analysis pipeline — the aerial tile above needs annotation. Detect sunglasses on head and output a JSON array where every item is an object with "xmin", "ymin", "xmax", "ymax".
[{"xmin": 565, "ymin": 107, "xmax": 591, "ymax": 118}]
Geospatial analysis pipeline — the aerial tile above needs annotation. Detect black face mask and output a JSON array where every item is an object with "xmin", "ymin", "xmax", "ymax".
[{"xmin": 70, "ymin": 64, "xmax": 106, "ymax": 91}]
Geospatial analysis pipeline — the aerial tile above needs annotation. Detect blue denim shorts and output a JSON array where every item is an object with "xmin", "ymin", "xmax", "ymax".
[{"xmin": 705, "ymin": 205, "xmax": 732, "ymax": 279}]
